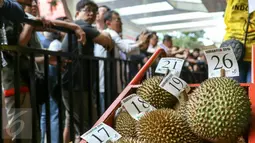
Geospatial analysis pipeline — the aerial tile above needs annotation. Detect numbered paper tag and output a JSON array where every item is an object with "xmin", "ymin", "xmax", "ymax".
[
  {"xmin": 204, "ymin": 47, "xmax": 239, "ymax": 78},
  {"xmin": 121, "ymin": 94, "xmax": 156, "ymax": 120},
  {"xmin": 81, "ymin": 123, "xmax": 121, "ymax": 143},
  {"xmin": 159, "ymin": 73, "xmax": 190, "ymax": 99},
  {"xmin": 155, "ymin": 57, "xmax": 184, "ymax": 77}
]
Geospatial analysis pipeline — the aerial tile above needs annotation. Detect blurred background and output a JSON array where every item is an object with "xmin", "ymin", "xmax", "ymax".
[{"xmin": 37, "ymin": 0, "xmax": 227, "ymax": 50}]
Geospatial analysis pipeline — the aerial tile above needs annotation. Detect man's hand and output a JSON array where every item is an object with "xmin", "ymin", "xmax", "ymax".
[
  {"xmin": 34, "ymin": 17, "xmax": 52, "ymax": 29},
  {"xmin": 137, "ymin": 32, "xmax": 150, "ymax": 48},
  {"xmin": 49, "ymin": 56, "xmax": 71, "ymax": 71},
  {"xmin": 102, "ymin": 32, "xmax": 114, "ymax": 51},
  {"xmin": 143, "ymin": 57, "xmax": 149, "ymax": 64},
  {"xmin": 74, "ymin": 25, "xmax": 86, "ymax": 46}
]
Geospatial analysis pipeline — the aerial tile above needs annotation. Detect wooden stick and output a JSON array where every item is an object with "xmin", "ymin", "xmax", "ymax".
[
  {"xmin": 182, "ymin": 90, "xmax": 189, "ymax": 102},
  {"xmin": 220, "ymin": 68, "xmax": 226, "ymax": 77}
]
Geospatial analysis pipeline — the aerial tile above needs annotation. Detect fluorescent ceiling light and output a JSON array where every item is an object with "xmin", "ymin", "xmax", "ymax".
[
  {"xmin": 172, "ymin": 0, "xmax": 202, "ymax": 3},
  {"xmin": 147, "ymin": 19, "xmax": 224, "ymax": 31},
  {"xmin": 93, "ymin": 0, "xmax": 116, "ymax": 3},
  {"xmin": 115, "ymin": 2, "xmax": 174, "ymax": 16},
  {"xmin": 131, "ymin": 12, "xmax": 224, "ymax": 25}
]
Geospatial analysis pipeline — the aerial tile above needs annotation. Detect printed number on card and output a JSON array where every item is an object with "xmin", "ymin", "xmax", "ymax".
[
  {"xmin": 155, "ymin": 57, "xmax": 184, "ymax": 77},
  {"xmin": 159, "ymin": 73, "xmax": 190, "ymax": 99},
  {"xmin": 204, "ymin": 47, "xmax": 239, "ymax": 78},
  {"xmin": 121, "ymin": 94, "xmax": 156, "ymax": 120},
  {"xmin": 81, "ymin": 123, "xmax": 121, "ymax": 143}
]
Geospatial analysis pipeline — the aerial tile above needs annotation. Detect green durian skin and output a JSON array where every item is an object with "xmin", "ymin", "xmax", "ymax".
[
  {"xmin": 186, "ymin": 77, "xmax": 251, "ymax": 142},
  {"xmin": 137, "ymin": 76, "xmax": 178, "ymax": 109}
]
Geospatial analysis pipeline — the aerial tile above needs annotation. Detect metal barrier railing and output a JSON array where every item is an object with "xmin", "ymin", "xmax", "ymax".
[
  {"xmin": 0, "ymin": 45, "xmax": 137, "ymax": 143},
  {"xmin": 0, "ymin": 17, "xmax": 138, "ymax": 143}
]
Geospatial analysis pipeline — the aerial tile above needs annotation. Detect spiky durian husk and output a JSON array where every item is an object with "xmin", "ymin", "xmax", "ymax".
[
  {"xmin": 136, "ymin": 109, "xmax": 202, "ymax": 143},
  {"xmin": 136, "ymin": 76, "xmax": 178, "ymax": 109},
  {"xmin": 186, "ymin": 77, "xmax": 251, "ymax": 142},
  {"xmin": 114, "ymin": 111, "xmax": 137, "ymax": 138},
  {"xmin": 107, "ymin": 137, "xmax": 146, "ymax": 143}
]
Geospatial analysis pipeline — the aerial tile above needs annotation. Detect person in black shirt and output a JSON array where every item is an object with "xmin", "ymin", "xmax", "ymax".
[
  {"xmin": 61, "ymin": 1, "xmax": 114, "ymax": 142},
  {"xmin": 0, "ymin": 0, "xmax": 25, "ymax": 22}
]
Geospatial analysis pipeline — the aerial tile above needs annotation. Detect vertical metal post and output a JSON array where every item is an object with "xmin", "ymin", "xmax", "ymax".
[
  {"xmin": 56, "ymin": 56, "xmax": 63, "ymax": 143},
  {"xmin": 44, "ymin": 54, "xmax": 51, "ymax": 143},
  {"xmin": 104, "ymin": 57, "xmax": 111, "ymax": 108},
  {"xmin": 67, "ymin": 33, "xmax": 74, "ymax": 142},
  {"xmin": 88, "ymin": 59, "xmax": 93, "ymax": 126},
  {"xmin": 13, "ymin": 52, "xmax": 20, "ymax": 143},
  {"xmin": 119, "ymin": 60, "xmax": 123, "ymax": 90},
  {"xmin": 95, "ymin": 60, "xmax": 100, "ymax": 115},
  {"xmin": 128, "ymin": 61, "xmax": 132, "ymax": 83},
  {"xmin": 124, "ymin": 60, "xmax": 128, "ymax": 87},
  {"xmin": 79, "ymin": 55, "xmax": 84, "ymax": 133},
  {"xmin": 110, "ymin": 52, "xmax": 117, "ymax": 100},
  {"xmin": 29, "ymin": 54, "xmax": 37, "ymax": 143}
]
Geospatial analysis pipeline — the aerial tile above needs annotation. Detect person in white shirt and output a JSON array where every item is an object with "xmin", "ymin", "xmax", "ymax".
[
  {"xmin": 103, "ymin": 10, "xmax": 150, "ymax": 93},
  {"xmin": 94, "ymin": 5, "xmax": 111, "ymax": 115},
  {"xmin": 161, "ymin": 35, "xmax": 184, "ymax": 57}
]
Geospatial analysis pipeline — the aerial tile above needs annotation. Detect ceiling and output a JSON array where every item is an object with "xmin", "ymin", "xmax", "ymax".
[
  {"xmin": 65, "ymin": 0, "xmax": 227, "ymax": 44},
  {"xmin": 92, "ymin": 0, "xmax": 226, "ymax": 33}
]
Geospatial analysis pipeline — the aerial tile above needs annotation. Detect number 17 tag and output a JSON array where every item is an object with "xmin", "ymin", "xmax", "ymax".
[
  {"xmin": 159, "ymin": 73, "xmax": 190, "ymax": 99},
  {"xmin": 121, "ymin": 94, "xmax": 156, "ymax": 120},
  {"xmin": 81, "ymin": 122, "xmax": 121, "ymax": 143}
]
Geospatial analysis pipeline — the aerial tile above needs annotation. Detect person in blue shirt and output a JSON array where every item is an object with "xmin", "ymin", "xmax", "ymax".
[{"xmin": 0, "ymin": 0, "xmax": 25, "ymax": 22}]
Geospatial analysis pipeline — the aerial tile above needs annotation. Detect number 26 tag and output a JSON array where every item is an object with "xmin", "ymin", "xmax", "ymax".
[
  {"xmin": 159, "ymin": 73, "xmax": 190, "ymax": 99},
  {"xmin": 121, "ymin": 94, "xmax": 156, "ymax": 120},
  {"xmin": 81, "ymin": 122, "xmax": 121, "ymax": 143},
  {"xmin": 204, "ymin": 47, "xmax": 239, "ymax": 78}
]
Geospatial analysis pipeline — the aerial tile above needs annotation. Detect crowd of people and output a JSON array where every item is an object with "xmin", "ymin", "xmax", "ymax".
[
  {"xmin": 1, "ymin": 0, "xmax": 252, "ymax": 143},
  {"xmin": 145, "ymin": 34, "xmax": 207, "ymax": 73}
]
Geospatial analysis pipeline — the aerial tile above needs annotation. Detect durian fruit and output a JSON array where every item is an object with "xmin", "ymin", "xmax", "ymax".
[
  {"xmin": 114, "ymin": 111, "xmax": 137, "ymax": 138},
  {"xmin": 136, "ymin": 76, "xmax": 178, "ymax": 109},
  {"xmin": 107, "ymin": 137, "xmax": 146, "ymax": 143},
  {"xmin": 136, "ymin": 109, "xmax": 202, "ymax": 143},
  {"xmin": 185, "ymin": 77, "xmax": 251, "ymax": 142}
]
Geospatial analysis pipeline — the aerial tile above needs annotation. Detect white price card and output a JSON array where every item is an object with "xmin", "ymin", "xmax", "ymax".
[
  {"xmin": 204, "ymin": 47, "xmax": 239, "ymax": 78},
  {"xmin": 121, "ymin": 94, "xmax": 156, "ymax": 120},
  {"xmin": 155, "ymin": 57, "xmax": 184, "ymax": 77},
  {"xmin": 81, "ymin": 123, "xmax": 121, "ymax": 143},
  {"xmin": 159, "ymin": 73, "xmax": 190, "ymax": 99}
]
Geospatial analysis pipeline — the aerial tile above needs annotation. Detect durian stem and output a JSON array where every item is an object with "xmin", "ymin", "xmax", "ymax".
[
  {"xmin": 183, "ymin": 91, "xmax": 188, "ymax": 102},
  {"xmin": 174, "ymin": 91, "xmax": 188, "ymax": 110},
  {"xmin": 220, "ymin": 68, "xmax": 226, "ymax": 77}
]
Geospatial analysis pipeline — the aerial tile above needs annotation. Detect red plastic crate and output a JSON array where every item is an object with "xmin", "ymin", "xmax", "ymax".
[{"xmin": 81, "ymin": 47, "xmax": 255, "ymax": 143}]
